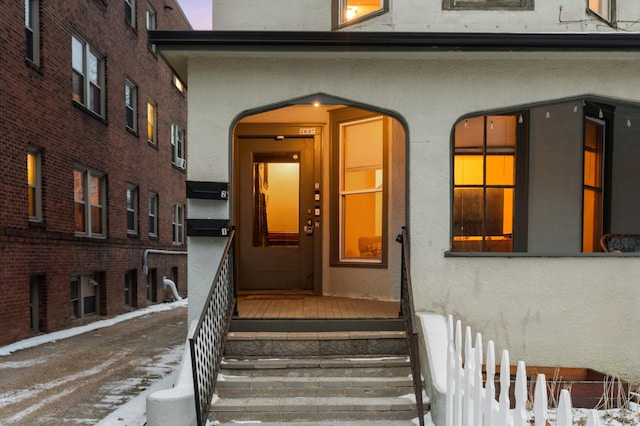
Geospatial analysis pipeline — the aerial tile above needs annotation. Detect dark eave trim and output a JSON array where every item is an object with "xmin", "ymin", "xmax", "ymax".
[{"xmin": 149, "ymin": 30, "xmax": 640, "ymax": 52}]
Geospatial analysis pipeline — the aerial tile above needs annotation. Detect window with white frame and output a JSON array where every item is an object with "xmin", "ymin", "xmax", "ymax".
[
  {"xmin": 126, "ymin": 185, "xmax": 138, "ymax": 234},
  {"xmin": 172, "ymin": 204, "xmax": 184, "ymax": 245},
  {"xmin": 334, "ymin": 0, "xmax": 388, "ymax": 28},
  {"xmin": 147, "ymin": 99, "xmax": 157, "ymax": 145},
  {"xmin": 27, "ymin": 149, "xmax": 42, "ymax": 222},
  {"xmin": 442, "ymin": 0, "xmax": 534, "ymax": 10},
  {"xmin": 171, "ymin": 124, "xmax": 186, "ymax": 169},
  {"xmin": 148, "ymin": 192, "xmax": 158, "ymax": 237},
  {"xmin": 125, "ymin": 0, "xmax": 136, "ymax": 28},
  {"xmin": 172, "ymin": 74, "xmax": 185, "ymax": 94},
  {"xmin": 74, "ymin": 167, "xmax": 106, "ymax": 237},
  {"xmin": 125, "ymin": 80, "xmax": 137, "ymax": 132},
  {"xmin": 25, "ymin": 0, "xmax": 40, "ymax": 64},
  {"xmin": 146, "ymin": 3, "xmax": 156, "ymax": 51},
  {"xmin": 588, "ymin": 0, "xmax": 613, "ymax": 22},
  {"xmin": 72, "ymin": 34, "xmax": 105, "ymax": 116}
]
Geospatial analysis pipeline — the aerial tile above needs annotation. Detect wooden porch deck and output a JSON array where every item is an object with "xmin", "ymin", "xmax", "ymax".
[{"xmin": 235, "ymin": 295, "xmax": 400, "ymax": 319}]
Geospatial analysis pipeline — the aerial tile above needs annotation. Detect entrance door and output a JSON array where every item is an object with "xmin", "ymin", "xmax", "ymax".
[{"xmin": 236, "ymin": 136, "xmax": 316, "ymax": 291}]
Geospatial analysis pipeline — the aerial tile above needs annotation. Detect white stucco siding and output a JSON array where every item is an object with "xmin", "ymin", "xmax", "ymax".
[
  {"xmin": 186, "ymin": 53, "xmax": 640, "ymax": 381},
  {"xmin": 211, "ymin": 0, "xmax": 640, "ymax": 33}
]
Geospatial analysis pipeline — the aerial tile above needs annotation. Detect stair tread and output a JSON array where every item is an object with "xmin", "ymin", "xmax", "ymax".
[
  {"xmin": 217, "ymin": 375, "xmax": 412, "ymax": 385},
  {"xmin": 214, "ymin": 395, "xmax": 417, "ymax": 410},
  {"xmin": 215, "ymin": 421, "xmax": 417, "ymax": 426}
]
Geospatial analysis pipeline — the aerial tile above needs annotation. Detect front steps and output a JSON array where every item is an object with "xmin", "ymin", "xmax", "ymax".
[{"xmin": 209, "ymin": 330, "xmax": 426, "ymax": 425}]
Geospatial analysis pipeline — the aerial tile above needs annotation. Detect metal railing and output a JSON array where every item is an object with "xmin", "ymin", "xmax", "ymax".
[
  {"xmin": 398, "ymin": 227, "xmax": 426, "ymax": 426},
  {"xmin": 189, "ymin": 230, "xmax": 236, "ymax": 426}
]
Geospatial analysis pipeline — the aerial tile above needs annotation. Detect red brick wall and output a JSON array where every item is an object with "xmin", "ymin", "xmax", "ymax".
[{"xmin": 0, "ymin": 0, "xmax": 191, "ymax": 346}]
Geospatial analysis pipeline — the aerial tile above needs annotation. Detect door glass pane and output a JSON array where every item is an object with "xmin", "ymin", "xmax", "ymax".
[{"xmin": 252, "ymin": 153, "xmax": 299, "ymax": 247}]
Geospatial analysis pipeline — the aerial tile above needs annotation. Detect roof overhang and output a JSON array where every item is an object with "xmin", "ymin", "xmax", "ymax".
[{"xmin": 149, "ymin": 30, "xmax": 640, "ymax": 84}]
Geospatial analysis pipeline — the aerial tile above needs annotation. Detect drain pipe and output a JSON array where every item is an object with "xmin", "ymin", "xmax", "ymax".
[
  {"xmin": 142, "ymin": 249, "xmax": 187, "ymax": 275},
  {"xmin": 163, "ymin": 276, "xmax": 182, "ymax": 301}
]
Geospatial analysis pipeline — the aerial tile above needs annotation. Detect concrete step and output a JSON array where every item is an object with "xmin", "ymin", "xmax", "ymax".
[
  {"xmin": 224, "ymin": 330, "xmax": 409, "ymax": 357},
  {"xmin": 217, "ymin": 356, "xmax": 413, "ymax": 398},
  {"xmin": 214, "ymin": 421, "xmax": 417, "ymax": 426},
  {"xmin": 210, "ymin": 353, "xmax": 424, "ymax": 424}
]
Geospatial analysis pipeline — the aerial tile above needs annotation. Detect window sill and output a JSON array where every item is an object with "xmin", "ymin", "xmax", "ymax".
[
  {"xmin": 72, "ymin": 101, "xmax": 107, "ymax": 125},
  {"xmin": 126, "ymin": 127, "xmax": 138, "ymax": 137},
  {"xmin": 330, "ymin": 260, "xmax": 388, "ymax": 268}
]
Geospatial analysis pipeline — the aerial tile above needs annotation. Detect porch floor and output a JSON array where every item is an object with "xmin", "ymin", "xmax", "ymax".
[{"xmin": 235, "ymin": 294, "xmax": 400, "ymax": 319}]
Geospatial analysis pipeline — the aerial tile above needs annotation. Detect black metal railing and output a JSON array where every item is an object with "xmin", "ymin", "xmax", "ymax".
[
  {"xmin": 189, "ymin": 230, "xmax": 236, "ymax": 426},
  {"xmin": 398, "ymin": 227, "xmax": 425, "ymax": 426}
]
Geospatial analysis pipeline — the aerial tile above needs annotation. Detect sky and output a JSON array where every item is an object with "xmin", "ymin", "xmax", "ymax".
[{"xmin": 177, "ymin": 0, "xmax": 212, "ymax": 30}]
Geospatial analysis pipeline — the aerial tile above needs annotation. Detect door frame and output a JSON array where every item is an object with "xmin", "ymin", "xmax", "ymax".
[{"xmin": 233, "ymin": 124, "xmax": 324, "ymax": 294}]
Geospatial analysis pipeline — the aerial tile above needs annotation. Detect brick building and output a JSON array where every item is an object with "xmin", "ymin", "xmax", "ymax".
[{"xmin": 0, "ymin": 0, "xmax": 190, "ymax": 346}]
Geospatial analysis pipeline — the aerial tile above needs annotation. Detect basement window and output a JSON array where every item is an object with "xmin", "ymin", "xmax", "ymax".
[
  {"xmin": 333, "ymin": 0, "xmax": 388, "ymax": 29},
  {"xmin": 443, "ymin": 0, "xmax": 534, "ymax": 10}
]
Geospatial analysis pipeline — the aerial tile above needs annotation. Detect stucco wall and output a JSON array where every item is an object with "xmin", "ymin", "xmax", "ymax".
[
  {"xmin": 185, "ymin": 53, "xmax": 640, "ymax": 382},
  {"xmin": 211, "ymin": 0, "xmax": 640, "ymax": 33}
]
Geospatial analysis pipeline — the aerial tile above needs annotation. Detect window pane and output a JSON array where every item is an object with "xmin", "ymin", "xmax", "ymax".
[
  {"xmin": 74, "ymin": 170, "xmax": 84, "ymax": 201},
  {"xmin": 90, "ymin": 175, "xmax": 101, "ymax": 204},
  {"xmin": 252, "ymin": 160, "xmax": 299, "ymax": 247},
  {"xmin": 91, "ymin": 205, "xmax": 102, "ymax": 234},
  {"xmin": 72, "ymin": 37, "xmax": 84, "ymax": 72},
  {"xmin": 454, "ymin": 155, "xmax": 483, "ymax": 186},
  {"xmin": 147, "ymin": 102, "xmax": 155, "ymax": 142},
  {"xmin": 486, "ymin": 115, "xmax": 516, "ymax": 149},
  {"xmin": 75, "ymin": 203, "xmax": 86, "ymax": 232},
  {"xmin": 485, "ymin": 155, "xmax": 514, "ymax": 185},
  {"xmin": 341, "ymin": 0, "xmax": 384, "ymax": 24},
  {"xmin": 342, "ymin": 118, "xmax": 383, "ymax": 190},
  {"xmin": 342, "ymin": 192, "xmax": 382, "ymax": 259},
  {"xmin": 72, "ymin": 71, "xmax": 84, "ymax": 103}
]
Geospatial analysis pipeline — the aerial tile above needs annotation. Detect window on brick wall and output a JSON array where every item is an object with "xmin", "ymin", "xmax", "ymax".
[
  {"xmin": 442, "ymin": 0, "xmax": 534, "ymax": 10},
  {"xmin": 125, "ymin": 80, "xmax": 137, "ymax": 132},
  {"xmin": 125, "ymin": 0, "xmax": 136, "ymax": 28},
  {"xmin": 171, "ymin": 124, "xmax": 186, "ymax": 169},
  {"xmin": 27, "ymin": 149, "xmax": 42, "ymax": 222},
  {"xmin": 74, "ymin": 167, "xmax": 106, "ymax": 237},
  {"xmin": 72, "ymin": 34, "xmax": 105, "ymax": 117},
  {"xmin": 147, "ymin": 99, "xmax": 157, "ymax": 145},
  {"xmin": 172, "ymin": 74, "xmax": 185, "ymax": 94},
  {"xmin": 127, "ymin": 185, "xmax": 138, "ymax": 235},
  {"xmin": 146, "ymin": 3, "xmax": 156, "ymax": 51},
  {"xmin": 173, "ymin": 204, "xmax": 184, "ymax": 245},
  {"xmin": 25, "ymin": 0, "xmax": 40, "ymax": 64},
  {"xmin": 149, "ymin": 192, "xmax": 158, "ymax": 237},
  {"xmin": 70, "ymin": 274, "xmax": 99, "ymax": 319}
]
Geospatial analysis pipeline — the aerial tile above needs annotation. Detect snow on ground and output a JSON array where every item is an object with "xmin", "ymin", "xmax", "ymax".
[{"xmin": 0, "ymin": 299, "xmax": 188, "ymax": 357}]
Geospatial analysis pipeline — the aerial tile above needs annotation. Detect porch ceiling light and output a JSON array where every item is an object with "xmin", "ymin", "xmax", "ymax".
[{"xmin": 346, "ymin": 6, "xmax": 358, "ymax": 20}]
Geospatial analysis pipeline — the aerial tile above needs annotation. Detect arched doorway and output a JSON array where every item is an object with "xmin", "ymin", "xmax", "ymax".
[{"xmin": 231, "ymin": 95, "xmax": 408, "ymax": 320}]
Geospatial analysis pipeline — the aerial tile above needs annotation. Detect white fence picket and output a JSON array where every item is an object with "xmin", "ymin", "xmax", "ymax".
[{"xmin": 444, "ymin": 315, "xmax": 602, "ymax": 426}]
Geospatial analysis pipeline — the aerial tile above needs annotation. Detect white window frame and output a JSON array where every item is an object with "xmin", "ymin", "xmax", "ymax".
[
  {"xmin": 27, "ymin": 149, "xmax": 42, "ymax": 222},
  {"xmin": 442, "ymin": 0, "xmax": 534, "ymax": 10},
  {"xmin": 72, "ymin": 34, "xmax": 105, "ymax": 117},
  {"xmin": 147, "ymin": 99, "xmax": 157, "ymax": 145},
  {"xmin": 125, "ymin": 0, "xmax": 136, "ymax": 28},
  {"xmin": 173, "ymin": 204, "xmax": 184, "ymax": 245},
  {"xmin": 125, "ymin": 80, "xmax": 137, "ymax": 132},
  {"xmin": 148, "ymin": 192, "xmax": 158, "ymax": 237},
  {"xmin": 74, "ymin": 167, "xmax": 106, "ymax": 238},
  {"xmin": 25, "ymin": 0, "xmax": 40, "ymax": 64},
  {"xmin": 127, "ymin": 185, "xmax": 138, "ymax": 235},
  {"xmin": 171, "ymin": 124, "xmax": 186, "ymax": 169},
  {"xmin": 146, "ymin": 3, "xmax": 157, "ymax": 51}
]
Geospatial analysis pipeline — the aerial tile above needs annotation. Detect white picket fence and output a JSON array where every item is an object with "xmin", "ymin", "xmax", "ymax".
[{"xmin": 445, "ymin": 315, "xmax": 602, "ymax": 426}]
